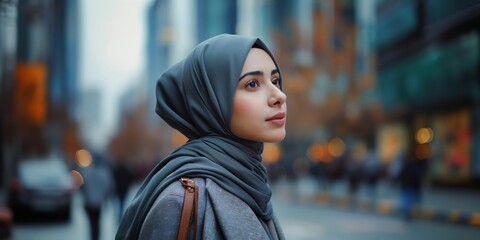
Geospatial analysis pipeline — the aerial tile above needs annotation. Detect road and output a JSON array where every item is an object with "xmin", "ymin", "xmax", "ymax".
[
  {"xmin": 9, "ymin": 179, "xmax": 480, "ymax": 240},
  {"xmin": 11, "ymin": 191, "xmax": 117, "ymax": 240},
  {"xmin": 274, "ymin": 197, "xmax": 480, "ymax": 240}
]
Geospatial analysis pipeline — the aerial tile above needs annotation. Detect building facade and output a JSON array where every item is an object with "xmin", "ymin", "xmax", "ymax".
[
  {"xmin": 375, "ymin": 0, "xmax": 480, "ymax": 188},
  {"xmin": 0, "ymin": 0, "xmax": 80, "ymax": 194}
]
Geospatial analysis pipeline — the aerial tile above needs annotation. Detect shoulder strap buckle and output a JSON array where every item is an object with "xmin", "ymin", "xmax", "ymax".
[{"xmin": 177, "ymin": 177, "xmax": 198, "ymax": 240}]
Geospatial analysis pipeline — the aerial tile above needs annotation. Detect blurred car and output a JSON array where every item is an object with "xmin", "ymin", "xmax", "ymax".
[{"xmin": 8, "ymin": 157, "xmax": 75, "ymax": 222}]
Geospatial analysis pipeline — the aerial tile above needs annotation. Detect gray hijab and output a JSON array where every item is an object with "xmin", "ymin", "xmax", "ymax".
[{"xmin": 116, "ymin": 34, "xmax": 282, "ymax": 239}]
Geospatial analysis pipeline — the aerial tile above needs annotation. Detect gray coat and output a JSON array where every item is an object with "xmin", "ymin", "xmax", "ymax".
[{"xmin": 139, "ymin": 178, "xmax": 285, "ymax": 240}]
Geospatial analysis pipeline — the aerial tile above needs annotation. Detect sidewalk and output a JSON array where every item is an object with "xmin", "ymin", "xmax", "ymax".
[{"xmin": 272, "ymin": 176, "xmax": 480, "ymax": 227}]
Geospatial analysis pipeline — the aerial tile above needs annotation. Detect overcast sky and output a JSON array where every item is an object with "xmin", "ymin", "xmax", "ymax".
[{"xmin": 79, "ymin": 0, "xmax": 152, "ymax": 147}]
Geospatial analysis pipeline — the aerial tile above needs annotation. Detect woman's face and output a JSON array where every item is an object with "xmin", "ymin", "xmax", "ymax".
[{"xmin": 231, "ymin": 48, "xmax": 287, "ymax": 143}]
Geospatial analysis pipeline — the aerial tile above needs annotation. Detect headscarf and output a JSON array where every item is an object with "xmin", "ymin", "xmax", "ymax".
[{"xmin": 116, "ymin": 34, "xmax": 282, "ymax": 239}]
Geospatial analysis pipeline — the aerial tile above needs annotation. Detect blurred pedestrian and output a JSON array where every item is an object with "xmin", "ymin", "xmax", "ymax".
[
  {"xmin": 79, "ymin": 151, "xmax": 114, "ymax": 240},
  {"xmin": 398, "ymin": 148, "xmax": 426, "ymax": 221},
  {"xmin": 111, "ymin": 159, "xmax": 134, "ymax": 223},
  {"xmin": 362, "ymin": 147, "xmax": 380, "ymax": 200},
  {"xmin": 346, "ymin": 159, "xmax": 362, "ymax": 199},
  {"xmin": 387, "ymin": 149, "xmax": 405, "ymax": 183},
  {"xmin": 116, "ymin": 34, "xmax": 286, "ymax": 239},
  {"xmin": 326, "ymin": 155, "xmax": 346, "ymax": 188}
]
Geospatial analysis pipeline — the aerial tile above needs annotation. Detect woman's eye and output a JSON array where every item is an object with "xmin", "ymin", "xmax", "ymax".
[
  {"xmin": 246, "ymin": 80, "xmax": 259, "ymax": 89},
  {"xmin": 272, "ymin": 78, "xmax": 281, "ymax": 88}
]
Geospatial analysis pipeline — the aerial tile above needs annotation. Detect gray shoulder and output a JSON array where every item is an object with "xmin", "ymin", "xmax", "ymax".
[
  {"xmin": 204, "ymin": 178, "xmax": 248, "ymax": 209},
  {"xmin": 203, "ymin": 179, "xmax": 272, "ymax": 239},
  {"xmin": 139, "ymin": 178, "xmax": 206, "ymax": 240}
]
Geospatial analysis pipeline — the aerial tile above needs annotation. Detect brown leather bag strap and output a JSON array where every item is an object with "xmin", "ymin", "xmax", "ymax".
[{"xmin": 177, "ymin": 177, "xmax": 198, "ymax": 240}]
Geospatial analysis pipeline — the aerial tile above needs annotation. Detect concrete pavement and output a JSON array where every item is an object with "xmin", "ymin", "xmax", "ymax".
[{"xmin": 272, "ymin": 176, "xmax": 480, "ymax": 228}]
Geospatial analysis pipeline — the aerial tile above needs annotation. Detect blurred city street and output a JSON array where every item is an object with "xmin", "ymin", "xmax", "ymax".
[
  {"xmin": 9, "ymin": 190, "xmax": 117, "ymax": 240},
  {"xmin": 2, "ymin": 0, "xmax": 480, "ymax": 239},
  {"xmin": 274, "ymin": 192, "xmax": 480, "ymax": 240},
  {"xmin": 272, "ymin": 176, "xmax": 480, "ymax": 239},
  {"xmin": 4, "ymin": 178, "xmax": 480, "ymax": 240}
]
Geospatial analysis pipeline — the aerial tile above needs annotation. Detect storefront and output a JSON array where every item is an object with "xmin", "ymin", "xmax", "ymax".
[{"xmin": 375, "ymin": 0, "xmax": 480, "ymax": 188}]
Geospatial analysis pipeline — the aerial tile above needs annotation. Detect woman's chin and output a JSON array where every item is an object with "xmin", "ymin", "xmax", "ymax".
[{"xmin": 264, "ymin": 131, "xmax": 286, "ymax": 143}]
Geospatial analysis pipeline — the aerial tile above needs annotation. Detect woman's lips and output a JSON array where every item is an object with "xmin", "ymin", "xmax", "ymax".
[{"xmin": 266, "ymin": 112, "xmax": 286, "ymax": 126}]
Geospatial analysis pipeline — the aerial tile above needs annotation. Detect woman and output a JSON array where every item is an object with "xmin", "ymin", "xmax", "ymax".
[{"xmin": 116, "ymin": 34, "xmax": 287, "ymax": 239}]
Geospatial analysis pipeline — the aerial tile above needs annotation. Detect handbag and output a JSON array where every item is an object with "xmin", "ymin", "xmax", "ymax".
[{"xmin": 177, "ymin": 177, "xmax": 199, "ymax": 240}]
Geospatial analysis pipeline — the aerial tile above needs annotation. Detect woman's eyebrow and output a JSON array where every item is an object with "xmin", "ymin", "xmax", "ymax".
[
  {"xmin": 239, "ymin": 69, "xmax": 279, "ymax": 81},
  {"xmin": 239, "ymin": 71, "xmax": 263, "ymax": 81}
]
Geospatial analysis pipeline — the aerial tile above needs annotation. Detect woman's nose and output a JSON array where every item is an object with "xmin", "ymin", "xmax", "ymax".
[{"xmin": 268, "ymin": 87, "xmax": 287, "ymax": 107}]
